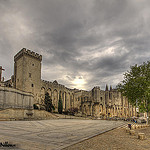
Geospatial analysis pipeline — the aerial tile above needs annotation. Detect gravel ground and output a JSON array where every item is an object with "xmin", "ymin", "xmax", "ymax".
[{"xmin": 63, "ymin": 125, "xmax": 150, "ymax": 150}]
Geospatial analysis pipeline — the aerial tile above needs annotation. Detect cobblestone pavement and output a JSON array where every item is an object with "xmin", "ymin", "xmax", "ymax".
[
  {"xmin": 0, "ymin": 119, "xmax": 126, "ymax": 150},
  {"xmin": 63, "ymin": 125, "xmax": 150, "ymax": 150}
]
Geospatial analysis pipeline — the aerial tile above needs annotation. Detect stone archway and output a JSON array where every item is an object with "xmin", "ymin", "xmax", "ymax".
[
  {"xmin": 70, "ymin": 93, "xmax": 74, "ymax": 108},
  {"xmin": 53, "ymin": 89, "xmax": 58, "ymax": 111},
  {"xmin": 67, "ymin": 92, "xmax": 70, "ymax": 109},
  {"xmin": 47, "ymin": 88, "xmax": 52, "ymax": 98},
  {"xmin": 63, "ymin": 92, "xmax": 67, "ymax": 111}
]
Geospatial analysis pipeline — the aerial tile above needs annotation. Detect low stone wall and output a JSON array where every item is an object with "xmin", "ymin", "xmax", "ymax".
[
  {"xmin": 33, "ymin": 109, "xmax": 58, "ymax": 119},
  {"xmin": 0, "ymin": 86, "xmax": 34, "ymax": 109},
  {"xmin": 0, "ymin": 108, "xmax": 58, "ymax": 120}
]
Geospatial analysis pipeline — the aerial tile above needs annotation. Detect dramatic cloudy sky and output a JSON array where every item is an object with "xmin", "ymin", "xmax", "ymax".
[{"xmin": 0, "ymin": 0, "xmax": 150, "ymax": 90}]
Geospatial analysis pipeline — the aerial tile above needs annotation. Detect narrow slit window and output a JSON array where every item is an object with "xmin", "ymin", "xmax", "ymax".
[{"xmin": 29, "ymin": 73, "xmax": 31, "ymax": 78}]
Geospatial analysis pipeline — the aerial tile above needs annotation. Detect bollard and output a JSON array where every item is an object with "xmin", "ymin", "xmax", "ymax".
[
  {"xmin": 130, "ymin": 130, "xmax": 135, "ymax": 135},
  {"xmin": 138, "ymin": 133, "xmax": 145, "ymax": 140},
  {"xmin": 131, "ymin": 125, "xmax": 135, "ymax": 130},
  {"xmin": 134, "ymin": 125, "xmax": 136, "ymax": 129},
  {"xmin": 135, "ymin": 125, "xmax": 139, "ymax": 129},
  {"xmin": 126, "ymin": 128, "xmax": 130, "ymax": 133}
]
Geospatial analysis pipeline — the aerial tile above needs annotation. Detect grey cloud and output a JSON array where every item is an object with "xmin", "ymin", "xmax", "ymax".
[{"xmin": 0, "ymin": 0, "xmax": 150, "ymax": 90}]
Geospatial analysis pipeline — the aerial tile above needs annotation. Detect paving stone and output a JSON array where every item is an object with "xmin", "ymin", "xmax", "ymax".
[{"xmin": 0, "ymin": 119, "xmax": 126, "ymax": 150}]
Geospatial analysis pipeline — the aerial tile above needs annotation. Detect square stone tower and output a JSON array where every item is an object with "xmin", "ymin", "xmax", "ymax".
[{"xmin": 14, "ymin": 48, "xmax": 42, "ymax": 104}]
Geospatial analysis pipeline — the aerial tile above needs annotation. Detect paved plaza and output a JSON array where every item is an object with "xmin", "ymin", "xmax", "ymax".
[{"xmin": 0, "ymin": 119, "xmax": 126, "ymax": 150}]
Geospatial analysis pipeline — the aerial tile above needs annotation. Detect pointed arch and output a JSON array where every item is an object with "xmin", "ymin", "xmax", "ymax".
[
  {"xmin": 53, "ymin": 89, "xmax": 58, "ymax": 110},
  {"xmin": 47, "ymin": 88, "xmax": 52, "ymax": 97}
]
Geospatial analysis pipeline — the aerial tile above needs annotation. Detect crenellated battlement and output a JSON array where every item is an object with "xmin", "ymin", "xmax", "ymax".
[
  {"xmin": 14, "ymin": 48, "xmax": 42, "ymax": 61},
  {"xmin": 93, "ymin": 86, "xmax": 100, "ymax": 90}
]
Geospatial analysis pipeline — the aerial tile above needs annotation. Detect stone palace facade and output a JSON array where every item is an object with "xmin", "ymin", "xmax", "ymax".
[{"xmin": 1, "ymin": 48, "xmax": 136, "ymax": 118}]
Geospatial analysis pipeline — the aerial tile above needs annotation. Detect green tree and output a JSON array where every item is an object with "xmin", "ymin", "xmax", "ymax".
[
  {"xmin": 44, "ymin": 92, "xmax": 55, "ymax": 112},
  {"xmin": 58, "ymin": 93, "xmax": 63, "ymax": 114},
  {"xmin": 117, "ymin": 61, "xmax": 150, "ymax": 124},
  {"xmin": 33, "ymin": 104, "xmax": 38, "ymax": 109}
]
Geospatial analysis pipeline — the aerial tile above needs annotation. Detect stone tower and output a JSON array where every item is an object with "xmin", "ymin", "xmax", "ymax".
[
  {"xmin": 14, "ymin": 48, "xmax": 42, "ymax": 104},
  {"xmin": 92, "ymin": 86, "xmax": 100, "ymax": 102}
]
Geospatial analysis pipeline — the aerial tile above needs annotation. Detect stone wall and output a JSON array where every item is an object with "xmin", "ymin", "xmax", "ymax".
[
  {"xmin": 41, "ymin": 80, "xmax": 75, "ymax": 112},
  {"xmin": 0, "ymin": 86, "xmax": 34, "ymax": 109},
  {"xmin": 0, "ymin": 108, "xmax": 58, "ymax": 120},
  {"xmin": 77, "ymin": 86, "xmax": 137, "ymax": 118}
]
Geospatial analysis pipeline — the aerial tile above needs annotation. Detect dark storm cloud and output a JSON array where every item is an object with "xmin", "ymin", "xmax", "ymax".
[{"xmin": 0, "ymin": 0, "xmax": 150, "ymax": 90}]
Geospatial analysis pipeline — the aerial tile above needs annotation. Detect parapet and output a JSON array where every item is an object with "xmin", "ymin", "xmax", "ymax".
[{"xmin": 14, "ymin": 48, "xmax": 42, "ymax": 61}]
